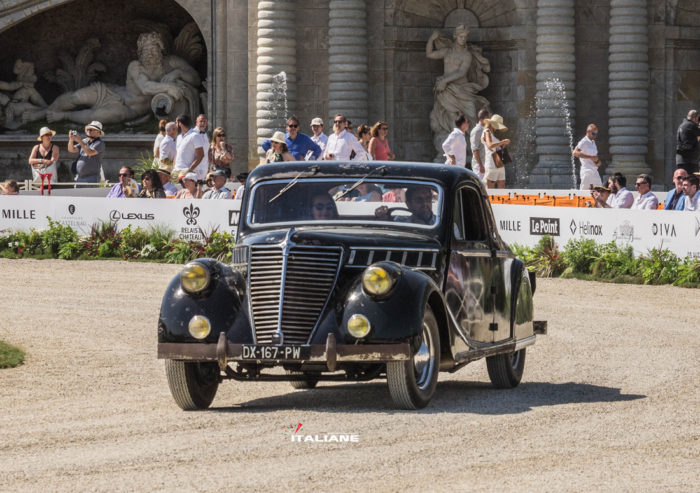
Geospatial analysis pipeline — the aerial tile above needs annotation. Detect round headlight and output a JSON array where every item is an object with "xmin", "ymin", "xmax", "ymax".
[
  {"xmin": 362, "ymin": 266, "xmax": 394, "ymax": 296},
  {"xmin": 347, "ymin": 314, "xmax": 371, "ymax": 339},
  {"xmin": 188, "ymin": 315, "xmax": 211, "ymax": 339},
  {"xmin": 180, "ymin": 262, "xmax": 211, "ymax": 294}
]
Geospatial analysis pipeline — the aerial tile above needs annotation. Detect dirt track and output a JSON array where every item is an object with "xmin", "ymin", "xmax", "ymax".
[{"xmin": 0, "ymin": 259, "xmax": 698, "ymax": 492}]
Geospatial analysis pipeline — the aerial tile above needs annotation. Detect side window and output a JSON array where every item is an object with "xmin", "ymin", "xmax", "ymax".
[
  {"xmin": 452, "ymin": 190, "xmax": 465, "ymax": 241},
  {"xmin": 461, "ymin": 188, "xmax": 488, "ymax": 243}
]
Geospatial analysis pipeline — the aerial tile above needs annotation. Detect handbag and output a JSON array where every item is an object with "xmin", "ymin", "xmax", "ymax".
[
  {"xmin": 493, "ymin": 149, "xmax": 505, "ymax": 169},
  {"xmin": 498, "ymin": 147, "xmax": 512, "ymax": 164}
]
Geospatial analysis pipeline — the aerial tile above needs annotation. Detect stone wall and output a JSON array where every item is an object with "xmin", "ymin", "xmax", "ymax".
[{"xmin": 1, "ymin": 0, "xmax": 699, "ymax": 187}]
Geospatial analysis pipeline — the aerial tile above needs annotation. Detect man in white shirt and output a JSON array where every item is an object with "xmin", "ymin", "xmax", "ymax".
[
  {"xmin": 310, "ymin": 117, "xmax": 328, "ymax": 156},
  {"xmin": 323, "ymin": 114, "xmax": 366, "ymax": 161},
  {"xmin": 632, "ymin": 174, "xmax": 659, "ymax": 209},
  {"xmin": 442, "ymin": 114, "xmax": 469, "ymax": 167},
  {"xmin": 470, "ymin": 108, "xmax": 489, "ymax": 182},
  {"xmin": 682, "ymin": 174, "xmax": 700, "ymax": 211},
  {"xmin": 196, "ymin": 113, "xmax": 210, "ymax": 173},
  {"xmin": 573, "ymin": 123, "xmax": 602, "ymax": 190},
  {"xmin": 605, "ymin": 172, "xmax": 634, "ymax": 208},
  {"xmin": 159, "ymin": 122, "xmax": 178, "ymax": 166},
  {"xmin": 174, "ymin": 114, "xmax": 205, "ymax": 180},
  {"xmin": 202, "ymin": 169, "xmax": 232, "ymax": 199}
]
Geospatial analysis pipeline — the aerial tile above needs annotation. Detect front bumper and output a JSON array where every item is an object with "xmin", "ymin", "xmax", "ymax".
[{"xmin": 158, "ymin": 333, "xmax": 411, "ymax": 371}]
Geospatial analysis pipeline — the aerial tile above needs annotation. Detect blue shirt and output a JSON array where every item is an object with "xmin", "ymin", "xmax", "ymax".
[{"xmin": 261, "ymin": 132, "xmax": 322, "ymax": 160}]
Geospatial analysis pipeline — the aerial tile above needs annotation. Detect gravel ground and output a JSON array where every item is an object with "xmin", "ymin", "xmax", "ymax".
[{"xmin": 0, "ymin": 259, "xmax": 698, "ymax": 492}]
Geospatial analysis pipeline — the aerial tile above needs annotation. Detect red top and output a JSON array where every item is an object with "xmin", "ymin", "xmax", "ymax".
[{"xmin": 370, "ymin": 137, "xmax": 391, "ymax": 160}]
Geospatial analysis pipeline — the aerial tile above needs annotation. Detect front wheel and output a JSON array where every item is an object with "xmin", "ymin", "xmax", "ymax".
[
  {"xmin": 165, "ymin": 360, "xmax": 220, "ymax": 410},
  {"xmin": 386, "ymin": 305, "xmax": 440, "ymax": 409},
  {"xmin": 486, "ymin": 348, "xmax": 526, "ymax": 389}
]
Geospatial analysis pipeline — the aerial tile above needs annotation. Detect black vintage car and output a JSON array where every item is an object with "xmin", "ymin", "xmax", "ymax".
[{"xmin": 158, "ymin": 161, "xmax": 546, "ymax": 410}]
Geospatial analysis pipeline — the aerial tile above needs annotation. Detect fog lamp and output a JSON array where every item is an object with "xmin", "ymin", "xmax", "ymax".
[
  {"xmin": 347, "ymin": 314, "xmax": 371, "ymax": 339},
  {"xmin": 188, "ymin": 315, "xmax": 211, "ymax": 340},
  {"xmin": 362, "ymin": 266, "xmax": 394, "ymax": 296},
  {"xmin": 180, "ymin": 262, "xmax": 211, "ymax": 294}
]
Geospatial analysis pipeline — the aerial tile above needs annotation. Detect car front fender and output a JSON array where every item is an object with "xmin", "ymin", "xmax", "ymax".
[
  {"xmin": 337, "ymin": 264, "xmax": 443, "ymax": 343},
  {"xmin": 158, "ymin": 259, "xmax": 252, "ymax": 344}
]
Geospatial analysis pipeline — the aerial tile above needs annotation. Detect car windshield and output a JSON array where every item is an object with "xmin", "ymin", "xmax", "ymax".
[{"xmin": 247, "ymin": 178, "xmax": 442, "ymax": 228}]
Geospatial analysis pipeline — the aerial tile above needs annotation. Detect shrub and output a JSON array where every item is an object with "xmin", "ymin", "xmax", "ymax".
[
  {"xmin": 42, "ymin": 218, "xmax": 79, "ymax": 256},
  {"xmin": 119, "ymin": 225, "xmax": 150, "ymax": 259},
  {"xmin": 591, "ymin": 242, "xmax": 637, "ymax": 279},
  {"xmin": 516, "ymin": 235, "xmax": 565, "ymax": 278},
  {"xmin": 636, "ymin": 248, "xmax": 680, "ymax": 285},
  {"xmin": 676, "ymin": 259, "xmax": 700, "ymax": 287},
  {"xmin": 562, "ymin": 238, "xmax": 599, "ymax": 274}
]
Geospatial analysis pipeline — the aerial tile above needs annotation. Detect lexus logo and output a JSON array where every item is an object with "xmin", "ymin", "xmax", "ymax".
[
  {"xmin": 68, "ymin": 204, "xmax": 75, "ymax": 215},
  {"xmin": 183, "ymin": 203, "xmax": 200, "ymax": 225}
]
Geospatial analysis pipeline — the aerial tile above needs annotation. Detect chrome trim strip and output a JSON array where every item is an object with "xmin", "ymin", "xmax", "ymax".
[
  {"xmin": 401, "ymin": 251, "xmax": 408, "ymax": 264},
  {"xmin": 453, "ymin": 249, "xmax": 492, "ymax": 258},
  {"xmin": 417, "ymin": 251, "xmax": 423, "ymax": 266},
  {"xmin": 514, "ymin": 335, "xmax": 537, "ymax": 351},
  {"xmin": 367, "ymin": 250, "xmax": 374, "ymax": 264},
  {"xmin": 351, "ymin": 247, "xmax": 440, "ymax": 252},
  {"xmin": 348, "ymin": 249, "xmax": 356, "ymax": 265}
]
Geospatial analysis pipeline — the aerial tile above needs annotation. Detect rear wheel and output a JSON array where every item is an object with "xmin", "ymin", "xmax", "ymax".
[
  {"xmin": 386, "ymin": 306, "xmax": 440, "ymax": 409},
  {"xmin": 486, "ymin": 348, "xmax": 526, "ymax": 389},
  {"xmin": 165, "ymin": 360, "xmax": 219, "ymax": 410},
  {"xmin": 286, "ymin": 370, "xmax": 319, "ymax": 389}
]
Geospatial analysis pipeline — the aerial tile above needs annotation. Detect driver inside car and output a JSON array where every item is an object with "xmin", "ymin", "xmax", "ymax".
[
  {"xmin": 309, "ymin": 192, "xmax": 339, "ymax": 220},
  {"xmin": 374, "ymin": 186, "xmax": 436, "ymax": 225}
]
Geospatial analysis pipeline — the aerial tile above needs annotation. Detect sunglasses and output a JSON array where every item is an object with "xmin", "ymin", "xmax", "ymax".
[
  {"xmin": 634, "ymin": 182, "xmax": 646, "ymax": 187},
  {"xmin": 381, "ymin": 127, "xmax": 388, "ymax": 130},
  {"xmin": 118, "ymin": 173, "xmax": 131, "ymax": 177},
  {"xmin": 218, "ymin": 134, "xmax": 226, "ymax": 137},
  {"xmin": 333, "ymin": 120, "xmax": 345, "ymax": 124},
  {"xmin": 314, "ymin": 203, "xmax": 335, "ymax": 211},
  {"xmin": 287, "ymin": 124, "xmax": 298, "ymax": 128}
]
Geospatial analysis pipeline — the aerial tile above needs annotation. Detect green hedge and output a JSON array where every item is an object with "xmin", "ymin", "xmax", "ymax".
[
  {"xmin": 0, "ymin": 218, "xmax": 235, "ymax": 264},
  {"xmin": 512, "ymin": 236, "xmax": 700, "ymax": 288}
]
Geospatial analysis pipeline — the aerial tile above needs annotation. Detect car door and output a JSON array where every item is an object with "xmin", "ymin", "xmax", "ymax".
[{"xmin": 446, "ymin": 186, "xmax": 495, "ymax": 344}]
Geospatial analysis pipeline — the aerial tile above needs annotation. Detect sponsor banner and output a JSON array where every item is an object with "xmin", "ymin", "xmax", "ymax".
[
  {"xmin": 2, "ymin": 197, "xmax": 698, "ymax": 259},
  {"xmin": 0, "ymin": 196, "xmax": 241, "ymax": 241},
  {"xmin": 492, "ymin": 204, "xmax": 700, "ymax": 259}
]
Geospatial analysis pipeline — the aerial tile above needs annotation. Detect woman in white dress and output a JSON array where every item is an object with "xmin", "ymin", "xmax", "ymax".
[{"xmin": 481, "ymin": 114, "xmax": 510, "ymax": 189}]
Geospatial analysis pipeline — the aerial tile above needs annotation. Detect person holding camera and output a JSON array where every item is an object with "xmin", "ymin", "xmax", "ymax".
[
  {"xmin": 175, "ymin": 171, "xmax": 203, "ymax": 199},
  {"xmin": 67, "ymin": 121, "xmax": 105, "ymax": 183}
]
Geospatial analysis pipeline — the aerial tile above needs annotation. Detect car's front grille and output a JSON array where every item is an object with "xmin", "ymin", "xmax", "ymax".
[{"xmin": 248, "ymin": 245, "xmax": 341, "ymax": 344}]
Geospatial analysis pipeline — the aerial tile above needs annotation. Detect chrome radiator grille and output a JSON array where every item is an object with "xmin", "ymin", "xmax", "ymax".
[{"xmin": 249, "ymin": 246, "xmax": 341, "ymax": 344}]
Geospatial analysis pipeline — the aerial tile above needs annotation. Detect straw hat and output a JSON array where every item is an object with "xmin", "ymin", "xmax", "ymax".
[
  {"xmin": 270, "ymin": 131, "xmax": 286, "ymax": 144},
  {"xmin": 37, "ymin": 127, "xmax": 56, "ymax": 140},
  {"xmin": 485, "ymin": 114, "xmax": 508, "ymax": 131},
  {"xmin": 85, "ymin": 121, "xmax": 104, "ymax": 135},
  {"xmin": 156, "ymin": 162, "xmax": 172, "ymax": 175}
]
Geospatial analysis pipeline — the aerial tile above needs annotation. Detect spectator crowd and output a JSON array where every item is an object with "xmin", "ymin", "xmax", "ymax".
[{"xmin": 1, "ymin": 108, "xmax": 699, "ymax": 212}]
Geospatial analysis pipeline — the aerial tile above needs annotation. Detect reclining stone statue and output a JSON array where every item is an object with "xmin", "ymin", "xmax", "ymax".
[{"xmin": 46, "ymin": 32, "xmax": 201, "ymax": 125}]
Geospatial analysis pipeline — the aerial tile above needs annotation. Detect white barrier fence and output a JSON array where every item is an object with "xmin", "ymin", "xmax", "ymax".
[{"xmin": 1, "ymin": 196, "xmax": 698, "ymax": 259}]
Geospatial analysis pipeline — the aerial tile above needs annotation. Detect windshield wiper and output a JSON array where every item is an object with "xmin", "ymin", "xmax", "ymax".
[
  {"xmin": 334, "ymin": 165, "xmax": 386, "ymax": 201},
  {"xmin": 268, "ymin": 165, "xmax": 319, "ymax": 203}
]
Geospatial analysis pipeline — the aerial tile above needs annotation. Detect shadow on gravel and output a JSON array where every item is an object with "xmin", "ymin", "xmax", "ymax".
[{"xmin": 210, "ymin": 381, "xmax": 645, "ymax": 414}]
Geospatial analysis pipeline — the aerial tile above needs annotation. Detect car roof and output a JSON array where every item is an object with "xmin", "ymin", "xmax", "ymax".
[{"xmin": 246, "ymin": 161, "xmax": 482, "ymax": 190}]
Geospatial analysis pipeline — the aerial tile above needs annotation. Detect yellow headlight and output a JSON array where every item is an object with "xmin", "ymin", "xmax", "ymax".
[
  {"xmin": 188, "ymin": 315, "xmax": 211, "ymax": 339},
  {"xmin": 362, "ymin": 266, "xmax": 393, "ymax": 296},
  {"xmin": 180, "ymin": 262, "xmax": 211, "ymax": 294},
  {"xmin": 347, "ymin": 314, "xmax": 371, "ymax": 339}
]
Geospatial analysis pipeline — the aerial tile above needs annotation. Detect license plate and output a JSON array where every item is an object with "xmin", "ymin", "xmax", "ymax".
[{"xmin": 241, "ymin": 345, "xmax": 310, "ymax": 360}]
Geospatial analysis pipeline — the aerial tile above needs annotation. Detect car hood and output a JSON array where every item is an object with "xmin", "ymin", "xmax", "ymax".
[{"xmin": 237, "ymin": 226, "xmax": 442, "ymax": 251}]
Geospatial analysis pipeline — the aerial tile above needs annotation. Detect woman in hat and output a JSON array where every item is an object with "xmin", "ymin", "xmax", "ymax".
[
  {"xmin": 264, "ymin": 131, "xmax": 294, "ymax": 163},
  {"xmin": 209, "ymin": 127, "xmax": 234, "ymax": 176},
  {"xmin": 175, "ymin": 171, "xmax": 203, "ymax": 199},
  {"xmin": 481, "ymin": 114, "xmax": 511, "ymax": 189},
  {"xmin": 28, "ymin": 126, "xmax": 59, "ymax": 183},
  {"xmin": 137, "ymin": 169, "xmax": 166, "ymax": 198}
]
